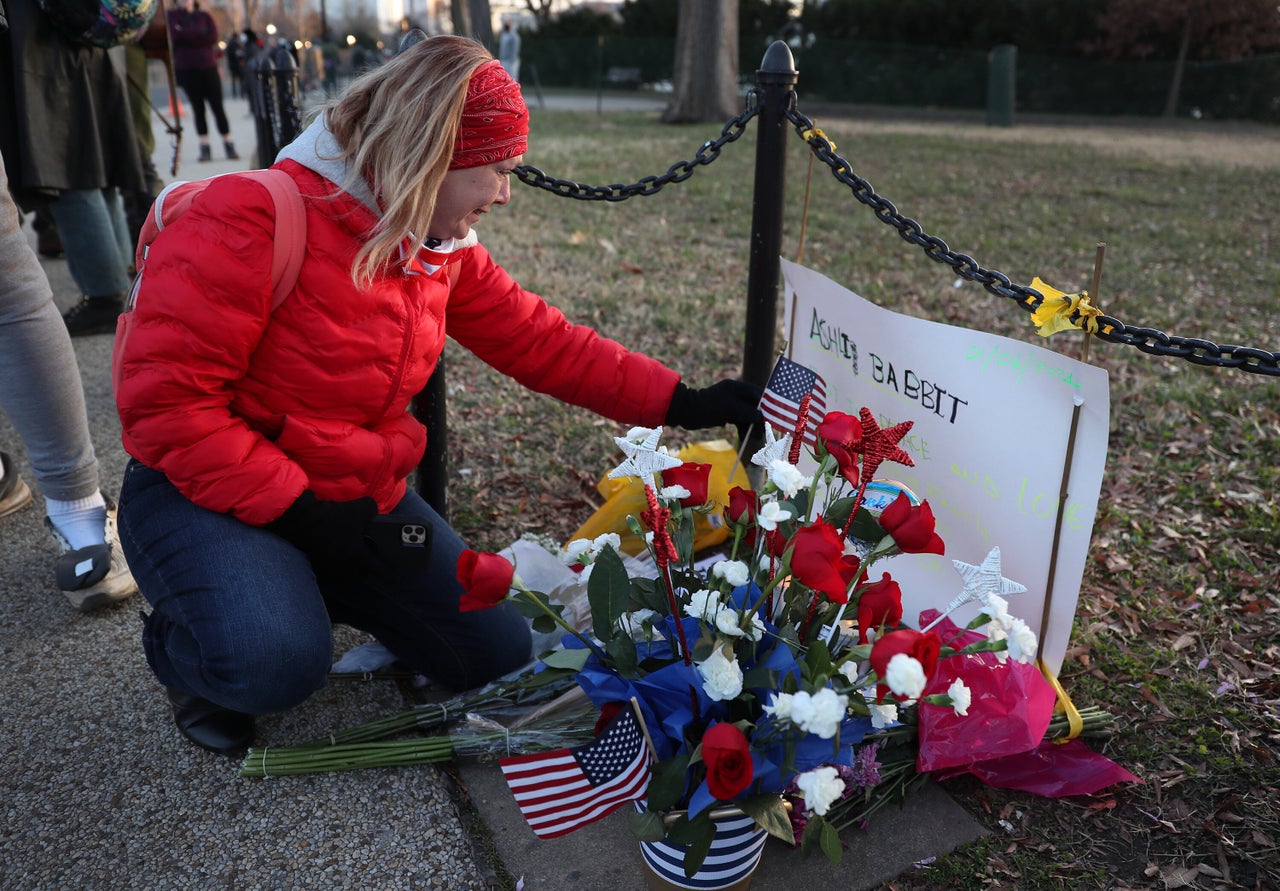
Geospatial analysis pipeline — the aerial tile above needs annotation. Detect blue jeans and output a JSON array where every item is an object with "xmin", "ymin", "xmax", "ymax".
[
  {"xmin": 47, "ymin": 187, "xmax": 133, "ymax": 297},
  {"xmin": 117, "ymin": 460, "xmax": 532, "ymax": 714}
]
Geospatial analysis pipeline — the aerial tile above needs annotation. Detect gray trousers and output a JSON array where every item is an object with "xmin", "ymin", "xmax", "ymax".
[{"xmin": 0, "ymin": 153, "xmax": 101, "ymax": 502}]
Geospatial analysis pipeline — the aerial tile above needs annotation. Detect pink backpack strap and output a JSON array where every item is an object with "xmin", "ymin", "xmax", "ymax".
[{"xmin": 244, "ymin": 168, "xmax": 307, "ymax": 310}]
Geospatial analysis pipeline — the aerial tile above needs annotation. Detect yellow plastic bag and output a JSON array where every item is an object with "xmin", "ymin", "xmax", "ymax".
[{"xmin": 567, "ymin": 439, "xmax": 752, "ymax": 556}]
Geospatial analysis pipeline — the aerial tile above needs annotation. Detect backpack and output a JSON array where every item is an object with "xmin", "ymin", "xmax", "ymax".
[
  {"xmin": 37, "ymin": 0, "xmax": 158, "ymax": 48},
  {"xmin": 111, "ymin": 168, "xmax": 307, "ymax": 397}
]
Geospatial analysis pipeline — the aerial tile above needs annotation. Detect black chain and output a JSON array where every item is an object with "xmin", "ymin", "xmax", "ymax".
[
  {"xmin": 513, "ymin": 97, "xmax": 760, "ymax": 201},
  {"xmin": 784, "ymin": 105, "xmax": 1280, "ymax": 378}
]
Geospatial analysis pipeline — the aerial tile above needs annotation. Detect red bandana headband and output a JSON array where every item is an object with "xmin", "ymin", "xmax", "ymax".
[{"xmin": 450, "ymin": 60, "xmax": 529, "ymax": 170}]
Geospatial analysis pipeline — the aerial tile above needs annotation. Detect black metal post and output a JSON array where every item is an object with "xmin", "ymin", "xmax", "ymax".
[
  {"xmin": 742, "ymin": 41, "xmax": 798, "ymax": 449},
  {"xmin": 412, "ymin": 358, "xmax": 449, "ymax": 519}
]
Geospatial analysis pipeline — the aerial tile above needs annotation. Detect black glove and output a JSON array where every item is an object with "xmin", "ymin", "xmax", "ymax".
[
  {"xmin": 664, "ymin": 380, "xmax": 765, "ymax": 437},
  {"xmin": 267, "ymin": 490, "xmax": 384, "ymax": 582}
]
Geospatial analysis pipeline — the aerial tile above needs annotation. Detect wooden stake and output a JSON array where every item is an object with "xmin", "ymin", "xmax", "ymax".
[
  {"xmin": 1036, "ymin": 397, "xmax": 1083, "ymax": 664},
  {"xmin": 629, "ymin": 696, "xmax": 659, "ymax": 765}
]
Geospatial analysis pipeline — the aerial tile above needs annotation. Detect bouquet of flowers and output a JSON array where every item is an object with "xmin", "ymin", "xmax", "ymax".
[{"xmin": 458, "ymin": 398, "xmax": 1049, "ymax": 876}]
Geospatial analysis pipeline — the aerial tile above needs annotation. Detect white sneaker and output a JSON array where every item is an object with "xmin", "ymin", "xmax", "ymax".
[
  {"xmin": 45, "ymin": 498, "xmax": 139, "ymax": 611},
  {"xmin": 0, "ymin": 452, "xmax": 33, "ymax": 518}
]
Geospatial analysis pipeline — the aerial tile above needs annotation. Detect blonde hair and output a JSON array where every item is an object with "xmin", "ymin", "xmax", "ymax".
[{"xmin": 325, "ymin": 36, "xmax": 493, "ymax": 289}]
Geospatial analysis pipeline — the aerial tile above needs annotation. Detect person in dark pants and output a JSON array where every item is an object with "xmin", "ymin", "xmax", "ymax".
[
  {"xmin": 166, "ymin": 0, "xmax": 237, "ymax": 162},
  {"xmin": 0, "ymin": 0, "xmax": 147, "ymax": 335}
]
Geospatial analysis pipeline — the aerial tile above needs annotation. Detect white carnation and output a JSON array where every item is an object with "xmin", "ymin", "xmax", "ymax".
[
  {"xmin": 714, "ymin": 609, "xmax": 765, "ymax": 641},
  {"xmin": 591, "ymin": 533, "xmax": 622, "ymax": 557},
  {"xmin": 786, "ymin": 688, "xmax": 848, "ymax": 739},
  {"xmin": 869, "ymin": 700, "xmax": 899, "ymax": 730},
  {"xmin": 712, "ymin": 560, "xmax": 750, "ymax": 588},
  {"xmin": 885, "ymin": 653, "xmax": 927, "ymax": 701},
  {"xmin": 947, "ymin": 678, "xmax": 971, "ymax": 716},
  {"xmin": 577, "ymin": 563, "xmax": 595, "ymax": 585},
  {"xmin": 979, "ymin": 594, "xmax": 1012, "ymax": 628},
  {"xmin": 837, "ymin": 661, "xmax": 859, "ymax": 684},
  {"xmin": 623, "ymin": 426, "xmax": 660, "ymax": 443},
  {"xmin": 763, "ymin": 691, "xmax": 793, "ymax": 721},
  {"xmin": 767, "ymin": 460, "xmax": 806, "ymax": 498},
  {"xmin": 684, "ymin": 588, "xmax": 721, "ymax": 621},
  {"xmin": 660, "ymin": 484, "xmax": 691, "ymax": 503},
  {"xmin": 563, "ymin": 538, "xmax": 593, "ymax": 565},
  {"xmin": 697, "ymin": 647, "xmax": 743, "ymax": 702},
  {"xmin": 757, "ymin": 500, "xmax": 793, "ymax": 531},
  {"xmin": 795, "ymin": 766, "xmax": 846, "ymax": 817},
  {"xmin": 1005, "ymin": 618, "xmax": 1038, "ymax": 663}
]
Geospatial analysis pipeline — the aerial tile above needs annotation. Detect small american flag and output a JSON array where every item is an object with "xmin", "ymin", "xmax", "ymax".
[
  {"xmin": 759, "ymin": 356, "xmax": 827, "ymax": 445},
  {"xmin": 500, "ymin": 704, "xmax": 651, "ymax": 839}
]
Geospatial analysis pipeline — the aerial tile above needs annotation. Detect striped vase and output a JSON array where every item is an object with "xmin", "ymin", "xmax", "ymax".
[{"xmin": 638, "ymin": 805, "xmax": 768, "ymax": 891}]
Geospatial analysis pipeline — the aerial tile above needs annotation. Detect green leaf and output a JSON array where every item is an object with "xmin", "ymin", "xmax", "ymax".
[
  {"xmin": 587, "ymin": 546, "xmax": 632, "ymax": 643},
  {"xmin": 605, "ymin": 634, "xmax": 640, "ymax": 677},
  {"xmin": 666, "ymin": 814, "xmax": 715, "ymax": 876},
  {"xmin": 629, "ymin": 576, "xmax": 667, "ymax": 613},
  {"xmin": 737, "ymin": 794, "xmax": 794, "ymax": 844},
  {"xmin": 647, "ymin": 754, "xmax": 690, "ymax": 812},
  {"xmin": 818, "ymin": 817, "xmax": 843, "ymax": 863},
  {"xmin": 629, "ymin": 805, "xmax": 666, "ymax": 842},
  {"xmin": 530, "ymin": 614, "xmax": 558, "ymax": 633},
  {"xmin": 539, "ymin": 648, "xmax": 590, "ymax": 672},
  {"xmin": 509, "ymin": 590, "xmax": 561, "ymax": 621},
  {"xmin": 740, "ymin": 665, "xmax": 777, "ymax": 692}
]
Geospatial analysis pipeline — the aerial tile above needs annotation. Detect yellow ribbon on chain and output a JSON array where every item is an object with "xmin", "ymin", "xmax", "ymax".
[
  {"xmin": 800, "ymin": 127, "xmax": 836, "ymax": 153},
  {"xmin": 1027, "ymin": 276, "xmax": 1110, "ymax": 336},
  {"xmin": 1038, "ymin": 657, "xmax": 1084, "ymax": 742}
]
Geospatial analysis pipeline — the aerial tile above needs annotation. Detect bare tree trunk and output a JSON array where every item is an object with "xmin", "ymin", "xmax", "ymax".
[
  {"xmin": 468, "ymin": 0, "xmax": 494, "ymax": 49},
  {"xmin": 1162, "ymin": 12, "xmax": 1193, "ymax": 118},
  {"xmin": 450, "ymin": 0, "xmax": 471, "ymax": 39},
  {"xmin": 663, "ymin": 0, "xmax": 739, "ymax": 124}
]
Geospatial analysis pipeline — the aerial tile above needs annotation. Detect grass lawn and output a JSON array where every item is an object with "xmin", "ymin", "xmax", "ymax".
[{"xmin": 439, "ymin": 105, "xmax": 1279, "ymax": 891}]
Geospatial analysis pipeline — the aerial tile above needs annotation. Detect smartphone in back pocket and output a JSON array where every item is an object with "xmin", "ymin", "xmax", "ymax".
[{"xmin": 364, "ymin": 515, "xmax": 432, "ymax": 576}]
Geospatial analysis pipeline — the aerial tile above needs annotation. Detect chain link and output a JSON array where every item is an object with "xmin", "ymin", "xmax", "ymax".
[
  {"xmin": 513, "ymin": 96, "xmax": 760, "ymax": 201},
  {"xmin": 784, "ymin": 106, "xmax": 1280, "ymax": 377}
]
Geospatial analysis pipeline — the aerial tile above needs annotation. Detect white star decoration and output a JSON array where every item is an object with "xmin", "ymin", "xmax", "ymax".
[
  {"xmin": 607, "ymin": 427, "xmax": 683, "ymax": 480},
  {"xmin": 923, "ymin": 546, "xmax": 1027, "ymax": 632},
  {"xmin": 750, "ymin": 424, "xmax": 791, "ymax": 469}
]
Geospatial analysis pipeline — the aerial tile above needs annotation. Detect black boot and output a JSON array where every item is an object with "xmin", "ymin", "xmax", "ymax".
[
  {"xmin": 224, "ymin": 139, "xmax": 240, "ymax": 161},
  {"xmin": 62, "ymin": 294, "xmax": 125, "ymax": 337},
  {"xmin": 198, "ymin": 143, "xmax": 212, "ymax": 163},
  {"xmin": 166, "ymin": 688, "xmax": 255, "ymax": 755}
]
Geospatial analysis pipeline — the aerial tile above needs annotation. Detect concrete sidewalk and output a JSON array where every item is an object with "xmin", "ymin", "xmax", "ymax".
[{"xmin": 0, "ymin": 92, "xmax": 985, "ymax": 890}]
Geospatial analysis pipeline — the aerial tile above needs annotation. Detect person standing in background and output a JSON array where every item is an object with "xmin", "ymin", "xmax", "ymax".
[
  {"xmin": 498, "ymin": 21, "xmax": 519, "ymax": 81},
  {"xmin": 167, "ymin": 0, "xmax": 238, "ymax": 162},
  {"xmin": 0, "ymin": 0, "xmax": 147, "ymax": 336}
]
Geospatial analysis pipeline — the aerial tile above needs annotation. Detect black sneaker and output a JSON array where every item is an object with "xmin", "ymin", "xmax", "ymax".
[
  {"xmin": 0, "ymin": 452, "xmax": 33, "ymax": 518},
  {"xmin": 45, "ymin": 498, "xmax": 139, "ymax": 610},
  {"xmin": 62, "ymin": 295, "xmax": 124, "ymax": 337}
]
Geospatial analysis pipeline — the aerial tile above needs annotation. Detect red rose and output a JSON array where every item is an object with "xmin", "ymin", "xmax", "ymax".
[
  {"xmin": 878, "ymin": 493, "xmax": 945, "ymax": 555},
  {"xmin": 869, "ymin": 628, "xmax": 942, "ymax": 702},
  {"xmin": 662, "ymin": 462, "xmax": 712, "ymax": 507},
  {"xmin": 702, "ymin": 721, "xmax": 754, "ymax": 800},
  {"xmin": 724, "ymin": 486, "xmax": 758, "ymax": 525},
  {"xmin": 817, "ymin": 411, "xmax": 863, "ymax": 487},
  {"xmin": 456, "ymin": 550, "xmax": 514, "ymax": 612},
  {"xmin": 856, "ymin": 572, "xmax": 903, "ymax": 644},
  {"xmin": 593, "ymin": 702, "xmax": 626, "ymax": 737},
  {"xmin": 788, "ymin": 521, "xmax": 858, "ymax": 604}
]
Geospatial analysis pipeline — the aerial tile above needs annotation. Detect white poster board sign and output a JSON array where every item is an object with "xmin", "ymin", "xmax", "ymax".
[{"xmin": 780, "ymin": 259, "xmax": 1110, "ymax": 674}]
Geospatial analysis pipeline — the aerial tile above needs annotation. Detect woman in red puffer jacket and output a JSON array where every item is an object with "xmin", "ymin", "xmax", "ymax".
[{"xmin": 114, "ymin": 35, "xmax": 762, "ymax": 756}]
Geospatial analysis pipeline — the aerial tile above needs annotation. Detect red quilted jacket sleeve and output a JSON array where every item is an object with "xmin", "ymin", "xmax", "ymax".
[{"xmin": 443, "ymin": 244, "xmax": 680, "ymax": 426}]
